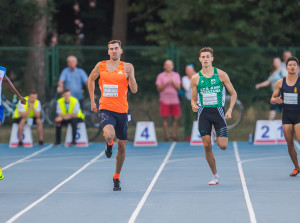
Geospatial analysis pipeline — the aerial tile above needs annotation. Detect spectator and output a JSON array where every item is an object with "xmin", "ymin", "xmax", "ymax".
[
  {"xmin": 281, "ymin": 50, "xmax": 292, "ymax": 71},
  {"xmin": 182, "ymin": 64, "xmax": 196, "ymax": 140},
  {"xmin": 57, "ymin": 55, "xmax": 89, "ymax": 104},
  {"xmin": 255, "ymin": 57, "xmax": 287, "ymax": 120},
  {"xmin": 156, "ymin": 60, "xmax": 181, "ymax": 141},
  {"xmin": 54, "ymin": 88, "xmax": 85, "ymax": 146},
  {"xmin": 12, "ymin": 90, "xmax": 43, "ymax": 146}
]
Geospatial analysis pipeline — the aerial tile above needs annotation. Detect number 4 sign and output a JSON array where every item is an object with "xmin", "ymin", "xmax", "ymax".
[
  {"xmin": 134, "ymin": 121, "xmax": 157, "ymax": 146},
  {"xmin": 254, "ymin": 120, "xmax": 286, "ymax": 145}
]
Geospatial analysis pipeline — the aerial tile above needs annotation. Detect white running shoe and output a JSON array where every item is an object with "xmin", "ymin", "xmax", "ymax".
[{"xmin": 208, "ymin": 177, "xmax": 219, "ymax": 185}]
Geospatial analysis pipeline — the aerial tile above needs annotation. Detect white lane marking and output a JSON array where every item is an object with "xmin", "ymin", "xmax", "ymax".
[
  {"xmin": 128, "ymin": 142, "xmax": 176, "ymax": 223},
  {"xmin": 2, "ymin": 144, "xmax": 53, "ymax": 170},
  {"xmin": 233, "ymin": 141, "xmax": 257, "ymax": 223},
  {"xmin": 6, "ymin": 150, "xmax": 105, "ymax": 223},
  {"xmin": 241, "ymin": 155, "xmax": 287, "ymax": 164}
]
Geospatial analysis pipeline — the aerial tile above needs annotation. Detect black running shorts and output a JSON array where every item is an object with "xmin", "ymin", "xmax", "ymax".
[
  {"xmin": 99, "ymin": 109, "xmax": 128, "ymax": 140},
  {"xmin": 282, "ymin": 109, "xmax": 300, "ymax": 125},
  {"xmin": 198, "ymin": 107, "xmax": 228, "ymax": 138}
]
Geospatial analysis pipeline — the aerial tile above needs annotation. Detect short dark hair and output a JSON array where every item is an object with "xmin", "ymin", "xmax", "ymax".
[
  {"xmin": 200, "ymin": 47, "xmax": 213, "ymax": 56},
  {"xmin": 108, "ymin": 40, "xmax": 121, "ymax": 47},
  {"xmin": 62, "ymin": 88, "xmax": 71, "ymax": 94},
  {"xmin": 28, "ymin": 89, "xmax": 37, "ymax": 95},
  {"xmin": 286, "ymin": 56, "xmax": 299, "ymax": 66}
]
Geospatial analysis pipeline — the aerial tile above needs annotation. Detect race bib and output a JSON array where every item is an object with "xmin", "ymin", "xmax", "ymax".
[
  {"xmin": 284, "ymin": 93, "xmax": 298, "ymax": 104},
  {"xmin": 103, "ymin": 84, "xmax": 118, "ymax": 97},
  {"xmin": 203, "ymin": 93, "xmax": 217, "ymax": 105}
]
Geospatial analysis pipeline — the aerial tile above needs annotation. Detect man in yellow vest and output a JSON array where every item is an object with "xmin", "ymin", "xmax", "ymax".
[
  {"xmin": 13, "ymin": 89, "xmax": 44, "ymax": 146},
  {"xmin": 55, "ymin": 88, "xmax": 85, "ymax": 145}
]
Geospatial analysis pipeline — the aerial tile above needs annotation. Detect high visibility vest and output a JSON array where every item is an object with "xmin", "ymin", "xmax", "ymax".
[
  {"xmin": 57, "ymin": 96, "xmax": 85, "ymax": 120},
  {"xmin": 13, "ymin": 96, "xmax": 39, "ymax": 119}
]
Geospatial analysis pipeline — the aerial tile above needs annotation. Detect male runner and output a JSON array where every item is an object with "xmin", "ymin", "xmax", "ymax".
[
  {"xmin": 271, "ymin": 56, "xmax": 300, "ymax": 177},
  {"xmin": 191, "ymin": 47, "xmax": 237, "ymax": 185},
  {"xmin": 0, "ymin": 66, "xmax": 26, "ymax": 180},
  {"xmin": 88, "ymin": 40, "xmax": 138, "ymax": 191}
]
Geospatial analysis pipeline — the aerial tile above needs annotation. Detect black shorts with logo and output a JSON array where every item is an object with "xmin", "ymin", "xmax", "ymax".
[
  {"xmin": 282, "ymin": 109, "xmax": 300, "ymax": 125},
  {"xmin": 198, "ymin": 107, "xmax": 228, "ymax": 138},
  {"xmin": 99, "ymin": 109, "xmax": 128, "ymax": 140}
]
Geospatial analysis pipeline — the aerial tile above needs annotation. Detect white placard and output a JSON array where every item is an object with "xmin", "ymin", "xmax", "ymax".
[
  {"xmin": 134, "ymin": 121, "xmax": 157, "ymax": 146},
  {"xmin": 9, "ymin": 123, "xmax": 33, "ymax": 147},
  {"xmin": 254, "ymin": 120, "xmax": 286, "ymax": 145},
  {"xmin": 190, "ymin": 121, "xmax": 214, "ymax": 146},
  {"xmin": 65, "ymin": 122, "xmax": 88, "ymax": 147}
]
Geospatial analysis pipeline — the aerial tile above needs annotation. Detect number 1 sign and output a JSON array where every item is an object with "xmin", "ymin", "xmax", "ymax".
[
  {"xmin": 254, "ymin": 120, "xmax": 286, "ymax": 145},
  {"xmin": 134, "ymin": 121, "xmax": 157, "ymax": 146}
]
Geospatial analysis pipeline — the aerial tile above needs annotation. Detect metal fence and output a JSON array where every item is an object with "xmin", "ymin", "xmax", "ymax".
[{"xmin": 1, "ymin": 45, "xmax": 299, "ymax": 138}]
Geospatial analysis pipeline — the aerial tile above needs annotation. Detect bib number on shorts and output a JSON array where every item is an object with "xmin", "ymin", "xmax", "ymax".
[
  {"xmin": 284, "ymin": 93, "xmax": 298, "ymax": 105},
  {"xmin": 202, "ymin": 93, "xmax": 217, "ymax": 105},
  {"xmin": 103, "ymin": 84, "xmax": 118, "ymax": 97}
]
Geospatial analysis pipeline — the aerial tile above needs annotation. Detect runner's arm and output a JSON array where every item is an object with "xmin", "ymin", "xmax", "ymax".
[
  {"xmin": 191, "ymin": 75, "xmax": 199, "ymax": 112},
  {"xmin": 270, "ymin": 79, "xmax": 283, "ymax": 104},
  {"xmin": 125, "ymin": 63, "xmax": 138, "ymax": 93},
  {"xmin": 88, "ymin": 63, "xmax": 100, "ymax": 112},
  {"xmin": 219, "ymin": 71, "xmax": 237, "ymax": 111},
  {"xmin": 3, "ymin": 76, "xmax": 26, "ymax": 104}
]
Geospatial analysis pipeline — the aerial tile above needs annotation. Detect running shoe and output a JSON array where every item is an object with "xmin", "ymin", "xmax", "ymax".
[
  {"xmin": 209, "ymin": 177, "xmax": 219, "ymax": 185},
  {"xmin": 105, "ymin": 143, "xmax": 113, "ymax": 158},
  {"xmin": 18, "ymin": 140, "xmax": 23, "ymax": 147},
  {"xmin": 113, "ymin": 178, "xmax": 121, "ymax": 191},
  {"xmin": 0, "ymin": 168, "xmax": 3, "ymax": 180},
  {"xmin": 290, "ymin": 168, "xmax": 299, "ymax": 177}
]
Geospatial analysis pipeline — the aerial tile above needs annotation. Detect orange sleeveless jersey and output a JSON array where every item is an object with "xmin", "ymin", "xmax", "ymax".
[{"xmin": 98, "ymin": 61, "xmax": 129, "ymax": 113}]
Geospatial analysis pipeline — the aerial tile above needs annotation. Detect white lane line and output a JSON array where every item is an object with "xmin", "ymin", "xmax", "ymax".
[
  {"xmin": 294, "ymin": 140, "xmax": 300, "ymax": 151},
  {"xmin": 6, "ymin": 150, "xmax": 105, "ymax": 223},
  {"xmin": 2, "ymin": 144, "xmax": 53, "ymax": 171},
  {"xmin": 233, "ymin": 141, "xmax": 257, "ymax": 223},
  {"xmin": 128, "ymin": 142, "xmax": 176, "ymax": 223},
  {"xmin": 241, "ymin": 155, "xmax": 287, "ymax": 164}
]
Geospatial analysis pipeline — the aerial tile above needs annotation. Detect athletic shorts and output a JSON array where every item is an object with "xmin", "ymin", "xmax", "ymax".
[
  {"xmin": 282, "ymin": 109, "xmax": 300, "ymax": 125},
  {"xmin": 270, "ymin": 103, "xmax": 282, "ymax": 112},
  {"xmin": 13, "ymin": 117, "xmax": 38, "ymax": 125},
  {"xmin": 198, "ymin": 107, "xmax": 228, "ymax": 138},
  {"xmin": 0, "ymin": 105, "xmax": 4, "ymax": 124},
  {"xmin": 160, "ymin": 102, "xmax": 181, "ymax": 117},
  {"xmin": 99, "ymin": 109, "xmax": 128, "ymax": 140}
]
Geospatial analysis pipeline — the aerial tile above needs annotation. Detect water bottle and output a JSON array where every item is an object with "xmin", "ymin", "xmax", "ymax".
[{"xmin": 248, "ymin": 133, "xmax": 253, "ymax": 144}]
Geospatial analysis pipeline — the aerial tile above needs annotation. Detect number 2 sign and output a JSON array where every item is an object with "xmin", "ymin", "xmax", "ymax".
[{"xmin": 254, "ymin": 120, "xmax": 286, "ymax": 145}]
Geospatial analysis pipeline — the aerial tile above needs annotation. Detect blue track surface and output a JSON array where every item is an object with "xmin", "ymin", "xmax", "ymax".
[{"xmin": 0, "ymin": 141, "xmax": 299, "ymax": 223}]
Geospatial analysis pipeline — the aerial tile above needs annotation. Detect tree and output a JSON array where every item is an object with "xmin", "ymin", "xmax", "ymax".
[
  {"xmin": 25, "ymin": 0, "xmax": 48, "ymax": 100},
  {"xmin": 112, "ymin": 0, "xmax": 129, "ymax": 45}
]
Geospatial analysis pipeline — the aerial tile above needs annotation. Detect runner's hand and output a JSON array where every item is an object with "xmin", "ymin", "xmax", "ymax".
[
  {"xmin": 91, "ymin": 102, "xmax": 97, "ymax": 112},
  {"xmin": 19, "ymin": 96, "xmax": 26, "ymax": 105},
  {"xmin": 225, "ymin": 108, "xmax": 232, "ymax": 120},
  {"xmin": 191, "ymin": 104, "xmax": 199, "ymax": 112},
  {"xmin": 125, "ymin": 63, "xmax": 133, "ymax": 78},
  {"xmin": 274, "ymin": 96, "xmax": 283, "ymax": 104}
]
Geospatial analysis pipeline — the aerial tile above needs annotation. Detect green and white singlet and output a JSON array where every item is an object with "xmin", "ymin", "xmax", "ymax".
[
  {"xmin": 198, "ymin": 67, "xmax": 226, "ymax": 108},
  {"xmin": 197, "ymin": 67, "xmax": 228, "ymax": 138}
]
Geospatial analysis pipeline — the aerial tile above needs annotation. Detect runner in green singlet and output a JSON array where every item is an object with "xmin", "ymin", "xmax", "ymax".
[{"xmin": 191, "ymin": 47, "xmax": 237, "ymax": 185}]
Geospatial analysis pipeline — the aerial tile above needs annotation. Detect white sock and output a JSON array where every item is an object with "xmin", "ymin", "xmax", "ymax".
[{"xmin": 213, "ymin": 173, "xmax": 219, "ymax": 178}]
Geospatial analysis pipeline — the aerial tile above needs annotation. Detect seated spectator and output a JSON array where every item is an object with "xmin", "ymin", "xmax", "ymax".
[
  {"xmin": 55, "ymin": 88, "xmax": 85, "ymax": 145},
  {"xmin": 13, "ymin": 89, "xmax": 43, "ymax": 146}
]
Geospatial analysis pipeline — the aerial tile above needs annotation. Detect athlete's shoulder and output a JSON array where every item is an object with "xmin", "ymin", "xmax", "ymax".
[
  {"xmin": 216, "ymin": 68, "xmax": 229, "ymax": 82},
  {"xmin": 191, "ymin": 72, "xmax": 200, "ymax": 84},
  {"xmin": 275, "ymin": 78, "xmax": 283, "ymax": 88}
]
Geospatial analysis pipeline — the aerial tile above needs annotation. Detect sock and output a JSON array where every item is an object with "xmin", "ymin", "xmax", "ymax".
[
  {"xmin": 213, "ymin": 173, "xmax": 219, "ymax": 178},
  {"xmin": 113, "ymin": 173, "xmax": 120, "ymax": 179},
  {"xmin": 107, "ymin": 140, "xmax": 114, "ymax": 146}
]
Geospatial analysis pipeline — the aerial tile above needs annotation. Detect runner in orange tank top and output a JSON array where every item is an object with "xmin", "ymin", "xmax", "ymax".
[{"xmin": 88, "ymin": 40, "xmax": 138, "ymax": 191}]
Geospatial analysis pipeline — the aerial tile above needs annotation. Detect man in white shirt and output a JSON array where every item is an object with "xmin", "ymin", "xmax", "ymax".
[
  {"xmin": 13, "ymin": 90, "xmax": 43, "ymax": 146},
  {"xmin": 182, "ymin": 64, "xmax": 196, "ymax": 140}
]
